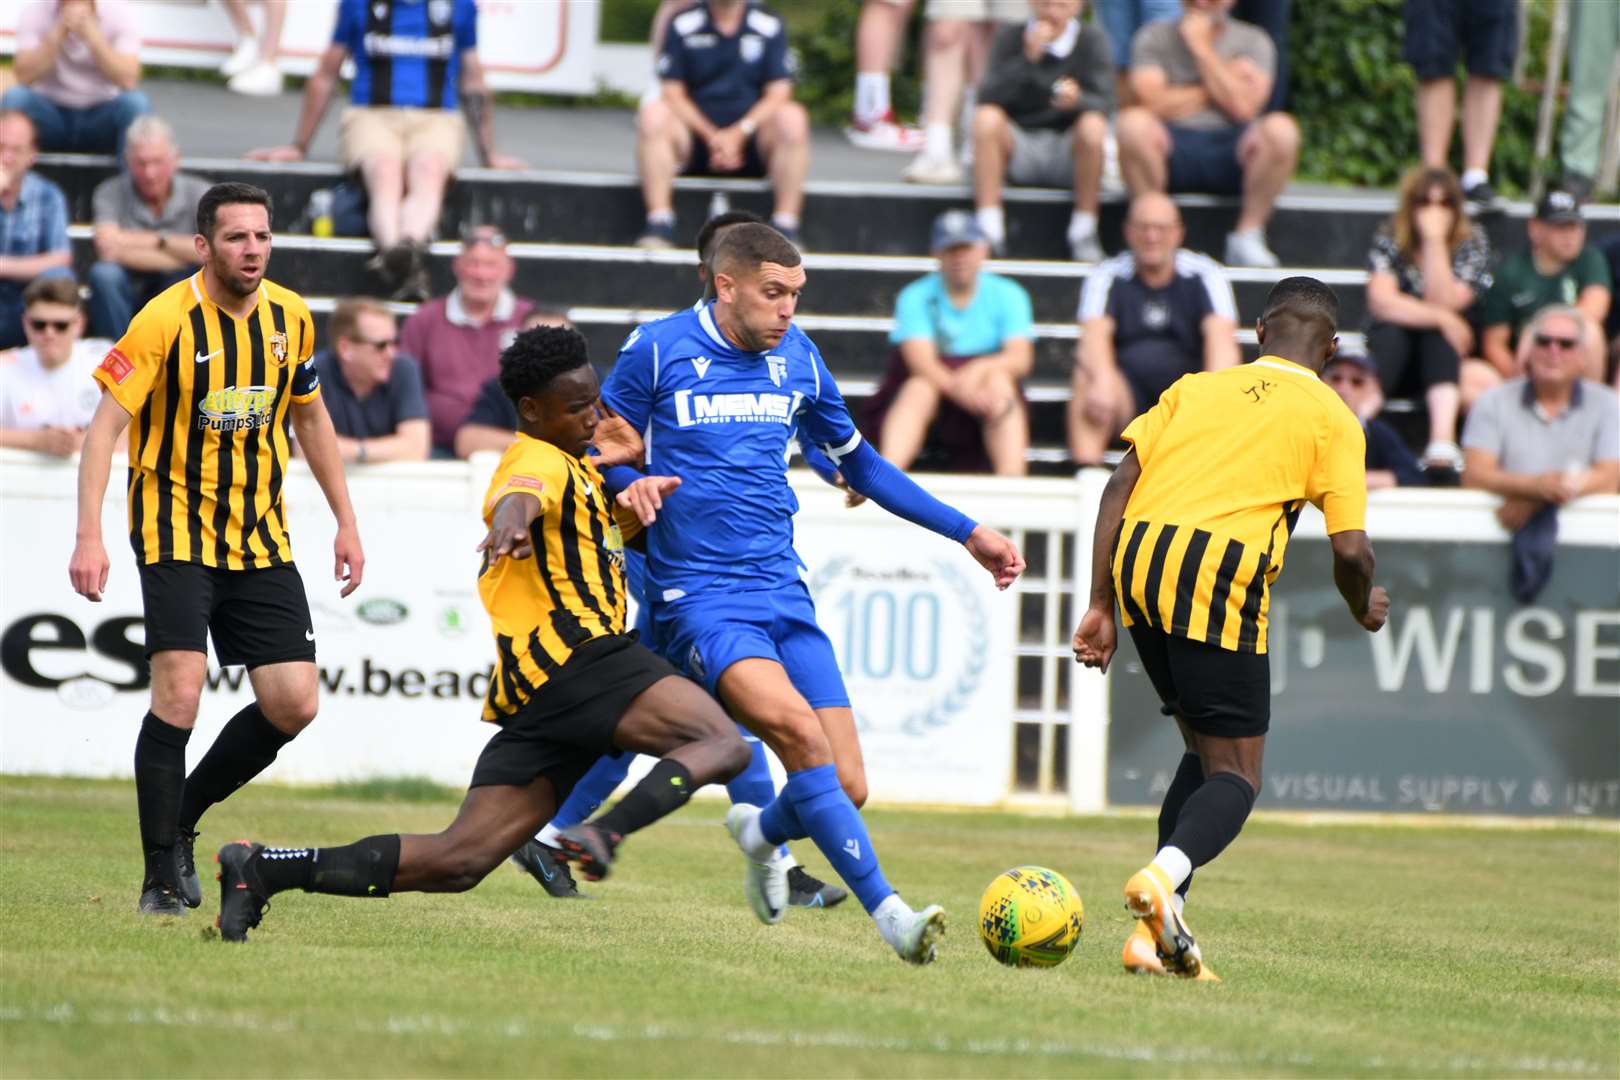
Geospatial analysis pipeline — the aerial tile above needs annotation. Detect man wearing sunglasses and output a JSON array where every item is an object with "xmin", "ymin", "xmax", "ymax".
[
  {"xmin": 1462, "ymin": 305, "xmax": 1619, "ymax": 542},
  {"xmin": 308, "ymin": 296, "xmax": 429, "ymax": 463},
  {"xmin": 0, "ymin": 275, "xmax": 108, "ymax": 457}
]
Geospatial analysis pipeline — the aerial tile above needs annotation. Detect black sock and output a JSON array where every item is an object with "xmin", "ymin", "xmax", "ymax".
[
  {"xmin": 134, "ymin": 711, "xmax": 191, "ymax": 886},
  {"xmin": 1158, "ymin": 753, "xmax": 1205, "ymax": 899},
  {"xmin": 592, "ymin": 758, "xmax": 695, "ymax": 838},
  {"xmin": 178, "ymin": 702, "xmax": 293, "ymax": 833},
  {"xmin": 306, "ymin": 834, "xmax": 401, "ymax": 897},
  {"xmin": 1166, "ymin": 772, "xmax": 1256, "ymax": 869},
  {"xmin": 254, "ymin": 845, "xmax": 317, "ymax": 895}
]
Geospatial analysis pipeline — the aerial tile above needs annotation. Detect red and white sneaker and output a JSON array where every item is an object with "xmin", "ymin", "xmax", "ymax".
[{"xmin": 845, "ymin": 112, "xmax": 925, "ymax": 153}]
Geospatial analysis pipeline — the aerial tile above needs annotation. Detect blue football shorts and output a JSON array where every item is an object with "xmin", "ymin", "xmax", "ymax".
[{"xmin": 651, "ymin": 581, "xmax": 851, "ymax": 710}]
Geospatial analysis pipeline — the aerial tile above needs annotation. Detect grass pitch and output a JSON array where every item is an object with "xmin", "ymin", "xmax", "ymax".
[{"xmin": 2, "ymin": 777, "xmax": 1616, "ymax": 1078}]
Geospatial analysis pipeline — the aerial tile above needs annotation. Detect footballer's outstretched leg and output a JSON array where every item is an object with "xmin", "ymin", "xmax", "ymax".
[{"xmin": 718, "ymin": 657, "xmax": 945, "ymax": 964}]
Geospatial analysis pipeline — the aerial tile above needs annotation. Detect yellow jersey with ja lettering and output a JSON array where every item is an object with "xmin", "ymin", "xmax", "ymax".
[
  {"xmin": 1114, "ymin": 356, "xmax": 1367, "ymax": 654},
  {"xmin": 92, "ymin": 272, "xmax": 319, "ymax": 569},
  {"xmin": 479, "ymin": 433, "xmax": 643, "ymax": 722}
]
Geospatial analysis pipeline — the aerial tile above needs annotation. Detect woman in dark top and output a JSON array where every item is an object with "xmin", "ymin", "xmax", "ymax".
[{"xmin": 1364, "ymin": 167, "xmax": 1493, "ymax": 472}]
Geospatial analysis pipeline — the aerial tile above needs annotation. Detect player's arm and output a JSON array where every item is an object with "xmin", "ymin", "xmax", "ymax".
[
  {"xmin": 68, "ymin": 391, "xmax": 133, "ymax": 602},
  {"xmin": 290, "ymin": 395, "xmax": 365, "ymax": 597},
  {"xmin": 479, "ymin": 491, "xmax": 542, "ymax": 562},
  {"xmin": 832, "ymin": 439, "xmax": 1023, "ymax": 588},
  {"xmin": 1328, "ymin": 530, "xmax": 1386, "ymax": 631},
  {"xmin": 1072, "ymin": 447, "xmax": 1139, "ymax": 672}
]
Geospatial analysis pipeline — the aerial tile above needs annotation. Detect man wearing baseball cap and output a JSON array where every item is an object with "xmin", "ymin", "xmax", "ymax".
[
  {"xmin": 1322, "ymin": 350, "xmax": 1424, "ymax": 489},
  {"xmin": 863, "ymin": 209, "xmax": 1035, "ymax": 474},
  {"xmin": 1478, "ymin": 189, "xmax": 1612, "ymax": 393}
]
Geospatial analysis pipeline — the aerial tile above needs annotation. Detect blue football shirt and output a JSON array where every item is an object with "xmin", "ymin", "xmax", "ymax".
[
  {"xmin": 334, "ymin": 0, "xmax": 477, "ymax": 110},
  {"xmin": 601, "ymin": 303, "xmax": 861, "ymax": 599}
]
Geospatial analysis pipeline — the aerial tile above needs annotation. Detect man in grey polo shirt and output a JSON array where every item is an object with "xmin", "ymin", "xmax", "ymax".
[
  {"xmin": 1462, "ymin": 305, "xmax": 1619, "ymax": 598},
  {"xmin": 87, "ymin": 115, "xmax": 208, "ymax": 338}
]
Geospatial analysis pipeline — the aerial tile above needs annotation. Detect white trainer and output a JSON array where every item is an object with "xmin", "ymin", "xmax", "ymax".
[
  {"xmin": 877, "ymin": 900, "xmax": 946, "ymax": 965},
  {"xmin": 220, "ymin": 38, "xmax": 258, "ymax": 78},
  {"xmin": 1224, "ymin": 229, "xmax": 1280, "ymax": 268},
  {"xmin": 902, "ymin": 152, "xmax": 963, "ymax": 186},
  {"xmin": 228, "ymin": 61, "xmax": 284, "ymax": 97},
  {"xmin": 725, "ymin": 804, "xmax": 787, "ymax": 925}
]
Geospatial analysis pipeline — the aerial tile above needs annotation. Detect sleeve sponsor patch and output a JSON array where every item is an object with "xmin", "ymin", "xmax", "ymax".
[
  {"xmin": 98, "ymin": 349, "xmax": 134, "ymax": 384},
  {"xmin": 505, "ymin": 475, "xmax": 544, "ymax": 493}
]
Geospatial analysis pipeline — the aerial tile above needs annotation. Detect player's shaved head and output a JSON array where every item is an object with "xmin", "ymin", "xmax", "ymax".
[
  {"xmin": 711, "ymin": 222, "xmax": 801, "ymax": 281},
  {"xmin": 1257, "ymin": 276, "xmax": 1340, "ymax": 369}
]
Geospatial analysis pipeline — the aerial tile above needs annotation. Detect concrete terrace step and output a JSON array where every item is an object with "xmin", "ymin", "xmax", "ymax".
[
  {"xmin": 61, "ymin": 229, "xmax": 1375, "ymax": 327},
  {"xmin": 37, "ymin": 154, "xmax": 1619, "ymax": 268}
]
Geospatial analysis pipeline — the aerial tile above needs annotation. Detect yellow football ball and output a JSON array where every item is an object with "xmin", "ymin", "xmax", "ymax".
[{"xmin": 978, "ymin": 866, "xmax": 1085, "ymax": 967}]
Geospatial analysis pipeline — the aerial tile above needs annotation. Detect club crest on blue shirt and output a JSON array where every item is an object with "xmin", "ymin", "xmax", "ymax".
[
  {"xmin": 740, "ymin": 34, "xmax": 764, "ymax": 63},
  {"xmin": 767, "ymin": 355, "xmax": 787, "ymax": 386}
]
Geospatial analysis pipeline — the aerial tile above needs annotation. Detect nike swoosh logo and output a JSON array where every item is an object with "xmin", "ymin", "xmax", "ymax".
[
  {"xmin": 581, "ymin": 482, "xmax": 595, "ymax": 496},
  {"xmin": 304, "ymin": 629, "xmax": 315, "ymax": 641},
  {"xmin": 195, "ymin": 349, "xmax": 223, "ymax": 364},
  {"xmin": 537, "ymin": 856, "xmax": 555, "ymax": 882}
]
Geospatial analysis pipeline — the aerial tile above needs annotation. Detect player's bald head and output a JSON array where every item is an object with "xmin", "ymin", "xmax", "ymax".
[{"xmin": 711, "ymin": 222, "xmax": 802, "ymax": 282}]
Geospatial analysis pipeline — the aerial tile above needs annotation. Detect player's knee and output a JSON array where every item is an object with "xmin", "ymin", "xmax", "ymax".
[
  {"xmin": 262, "ymin": 694, "xmax": 318, "ymax": 735},
  {"xmin": 760, "ymin": 709, "xmax": 829, "ymax": 768},
  {"xmin": 839, "ymin": 770, "xmax": 868, "ymax": 809}
]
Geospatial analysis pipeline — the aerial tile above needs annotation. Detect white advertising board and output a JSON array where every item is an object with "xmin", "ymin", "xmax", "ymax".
[
  {"xmin": 0, "ymin": 0, "xmax": 601, "ymax": 94},
  {"xmin": 1, "ymin": 454, "xmax": 1019, "ymax": 805}
]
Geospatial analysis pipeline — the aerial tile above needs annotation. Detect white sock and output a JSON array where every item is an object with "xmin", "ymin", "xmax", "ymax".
[
  {"xmin": 772, "ymin": 848, "xmax": 797, "ymax": 869},
  {"xmin": 1171, "ymin": 892, "xmax": 1186, "ymax": 917},
  {"xmin": 771, "ymin": 212, "xmax": 800, "ymax": 232},
  {"xmin": 737, "ymin": 812, "xmax": 776, "ymax": 860},
  {"xmin": 976, "ymin": 205, "xmax": 1006, "ymax": 247},
  {"xmin": 1151, "ymin": 846, "xmax": 1193, "ymax": 892},
  {"xmin": 872, "ymin": 892, "xmax": 909, "ymax": 940},
  {"xmin": 1460, "ymin": 168, "xmax": 1488, "ymax": 190},
  {"xmin": 1067, "ymin": 210, "xmax": 1097, "ymax": 243},
  {"xmin": 536, "ymin": 822, "xmax": 562, "ymax": 848},
  {"xmin": 854, "ymin": 72, "xmax": 890, "ymax": 125},
  {"xmin": 646, "ymin": 208, "xmax": 674, "ymax": 227},
  {"xmin": 924, "ymin": 122, "xmax": 952, "ymax": 160}
]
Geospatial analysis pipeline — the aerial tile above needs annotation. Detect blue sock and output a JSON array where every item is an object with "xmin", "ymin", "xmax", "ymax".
[
  {"xmin": 783, "ymin": 764, "xmax": 893, "ymax": 914},
  {"xmin": 549, "ymin": 753, "xmax": 632, "ymax": 830},
  {"xmin": 725, "ymin": 728, "xmax": 776, "ymax": 808},
  {"xmin": 727, "ymin": 729, "xmax": 791, "ymax": 860},
  {"xmin": 758, "ymin": 788, "xmax": 805, "ymax": 846}
]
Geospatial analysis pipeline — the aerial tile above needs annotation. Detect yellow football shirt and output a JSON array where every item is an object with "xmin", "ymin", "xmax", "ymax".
[
  {"xmin": 1114, "ymin": 356, "xmax": 1367, "ymax": 654},
  {"xmin": 92, "ymin": 272, "xmax": 319, "ymax": 569},
  {"xmin": 478, "ymin": 433, "xmax": 644, "ymax": 722}
]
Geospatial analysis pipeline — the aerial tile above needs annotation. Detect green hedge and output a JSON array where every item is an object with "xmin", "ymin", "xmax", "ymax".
[{"xmin": 770, "ymin": 0, "xmax": 1565, "ymax": 195}]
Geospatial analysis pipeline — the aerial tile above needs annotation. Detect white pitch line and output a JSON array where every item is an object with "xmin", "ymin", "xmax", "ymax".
[{"xmin": 1, "ymin": 1003, "xmax": 1609, "ymax": 1076}]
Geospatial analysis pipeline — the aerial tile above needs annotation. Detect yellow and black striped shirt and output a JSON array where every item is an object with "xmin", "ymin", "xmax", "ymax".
[
  {"xmin": 92, "ymin": 272, "xmax": 319, "ymax": 568},
  {"xmin": 479, "ymin": 434, "xmax": 643, "ymax": 722},
  {"xmin": 1113, "ymin": 356, "xmax": 1367, "ymax": 654}
]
